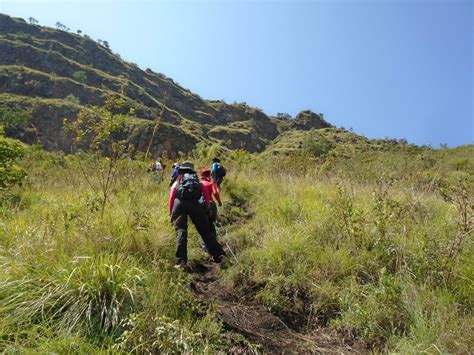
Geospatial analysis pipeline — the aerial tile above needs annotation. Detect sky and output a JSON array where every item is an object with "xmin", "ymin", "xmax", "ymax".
[{"xmin": 1, "ymin": 0, "xmax": 472, "ymax": 147}]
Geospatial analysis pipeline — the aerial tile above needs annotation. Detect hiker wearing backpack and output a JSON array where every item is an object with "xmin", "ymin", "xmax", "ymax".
[
  {"xmin": 169, "ymin": 162, "xmax": 180, "ymax": 187},
  {"xmin": 169, "ymin": 161, "xmax": 226, "ymax": 269},
  {"xmin": 211, "ymin": 158, "xmax": 226, "ymax": 188},
  {"xmin": 199, "ymin": 168, "xmax": 222, "ymax": 241}
]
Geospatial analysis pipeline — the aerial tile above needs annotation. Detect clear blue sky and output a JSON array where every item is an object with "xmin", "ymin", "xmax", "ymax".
[{"xmin": 1, "ymin": 0, "xmax": 472, "ymax": 147}]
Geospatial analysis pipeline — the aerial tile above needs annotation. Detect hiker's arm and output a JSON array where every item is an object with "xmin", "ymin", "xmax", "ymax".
[{"xmin": 169, "ymin": 187, "xmax": 176, "ymax": 214}]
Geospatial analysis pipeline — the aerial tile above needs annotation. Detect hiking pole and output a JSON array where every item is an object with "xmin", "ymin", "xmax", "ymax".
[{"xmin": 225, "ymin": 241, "xmax": 238, "ymax": 263}]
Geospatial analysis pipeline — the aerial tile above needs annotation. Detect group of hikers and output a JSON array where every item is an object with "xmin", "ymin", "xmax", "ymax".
[{"xmin": 152, "ymin": 158, "xmax": 227, "ymax": 269}]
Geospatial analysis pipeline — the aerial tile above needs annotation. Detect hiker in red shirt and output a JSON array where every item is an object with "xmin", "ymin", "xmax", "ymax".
[{"xmin": 199, "ymin": 168, "xmax": 222, "ymax": 240}]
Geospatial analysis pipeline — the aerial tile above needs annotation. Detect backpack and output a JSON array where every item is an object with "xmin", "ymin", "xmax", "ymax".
[
  {"xmin": 176, "ymin": 173, "xmax": 202, "ymax": 201},
  {"xmin": 216, "ymin": 163, "xmax": 226, "ymax": 178}
]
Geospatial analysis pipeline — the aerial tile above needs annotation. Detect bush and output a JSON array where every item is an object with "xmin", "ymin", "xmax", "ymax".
[
  {"xmin": 72, "ymin": 70, "xmax": 87, "ymax": 83},
  {"xmin": 0, "ymin": 128, "xmax": 26, "ymax": 190},
  {"xmin": 302, "ymin": 134, "xmax": 334, "ymax": 157},
  {"xmin": 64, "ymin": 94, "xmax": 80, "ymax": 105}
]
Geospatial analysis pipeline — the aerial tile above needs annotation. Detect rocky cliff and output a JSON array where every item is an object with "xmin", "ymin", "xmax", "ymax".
[{"xmin": 0, "ymin": 13, "xmax": 337, "ymax": 157}]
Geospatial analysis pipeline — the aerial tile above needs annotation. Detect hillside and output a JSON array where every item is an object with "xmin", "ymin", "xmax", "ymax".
[
  {"xmin": 0, "ymin": 13, "xmax": 342, "ymax": 157},
  {"xmin": 1, "ymin": 140, "xmax": 472, "ymax": 353},
  {"xmin": 1, "ymin": 12, "xmax": 473, "ymax": 354}
]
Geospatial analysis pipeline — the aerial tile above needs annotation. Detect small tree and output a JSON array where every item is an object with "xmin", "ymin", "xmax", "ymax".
[
  {"xmin": 102, "ymin": 40, "xmax": 110, "ymax": 50},
  {"xmin": 28, "ymin": 17, "xmax": 39, "ymax": 25},
  {"xmin": 64, "ymin": 91, "xmax": 132, "ymax": 216},
  {"xmin": 0, "ymin": 127, "xmax": 26, "ymax": 190},
  {"xmin": 277, "ymin": 112, "xmax": 292, "ymax": 120},
  {"xmin": 77, "ymin": 29, "xmax": 82, "ymax": 35},
  {"xmin": 55, "ymin": 21, "xmax": 70, "ymax": 31}
]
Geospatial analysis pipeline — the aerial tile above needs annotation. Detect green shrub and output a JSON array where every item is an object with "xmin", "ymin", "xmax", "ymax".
[
  {"xmin": 72, "ymin": 70, "xmax": 88, "ymax": 83},
  {"xmin": 0, "ymin": 128, "xmax": 27, "ymax": 190}
]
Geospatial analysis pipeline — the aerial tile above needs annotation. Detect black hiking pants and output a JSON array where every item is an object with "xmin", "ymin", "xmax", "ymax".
[
  {"xmin": 200, "ymin": 200, "xmax": 218, "ymax": 249},
  {"xmin": 171, "ymin": 198, "xmax": 225, "ymax": 264}
]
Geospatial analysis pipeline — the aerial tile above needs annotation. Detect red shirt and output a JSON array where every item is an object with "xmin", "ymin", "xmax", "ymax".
[{"xmin": 200, "ymin": 179, "xmax": 221, "ymax": 205}]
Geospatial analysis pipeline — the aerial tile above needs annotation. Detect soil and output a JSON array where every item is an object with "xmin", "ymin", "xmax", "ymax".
[{"xmin": 189, "ymin": 261, "xmax": 367, "ymax": 354}]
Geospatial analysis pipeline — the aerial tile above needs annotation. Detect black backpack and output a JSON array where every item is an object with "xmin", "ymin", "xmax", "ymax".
[
  {"xmin": 176, "ymin": 173, "xmax": 202, "ymax": 201},
  {"xmin": 216, "ymin": 163, "xmax": 226, "ymax": 178}
]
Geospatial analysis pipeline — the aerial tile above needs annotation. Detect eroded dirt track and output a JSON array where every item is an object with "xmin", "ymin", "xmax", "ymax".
[{"xmin": 190, "ymin": 261, "xmax": 367, "ymax": 354}]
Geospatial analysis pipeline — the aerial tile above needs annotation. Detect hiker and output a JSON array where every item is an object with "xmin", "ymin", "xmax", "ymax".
[
  {"xmin": 211, "ymin": 158, "xmax": 226, "ymax": 188},
  {"xmin": 169, "ymin": 162, "xmax": 180, "ymax": 187},
  {"xmin": 169, "ymin": 161, "xmax": 226, "ymax": 269},
  {"xmin": 153, "ymin": 159, "xmax": 164, "ymax": 182},
  {"xmin": 199, "ymin": 168, "xmax": 222, "ymax": 242}
]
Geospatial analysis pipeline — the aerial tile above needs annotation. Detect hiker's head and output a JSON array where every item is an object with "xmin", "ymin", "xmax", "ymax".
[
  {"xmin": 200, "ymin": 168, "xmax": 211, "ymax": 180},
  {"xmin": 178, "ymin": 161, "xmax": 195, "ymax": 174},
  {"xmin": 212, "ymin": 158, "xmax": 220, "ymax": 163}
]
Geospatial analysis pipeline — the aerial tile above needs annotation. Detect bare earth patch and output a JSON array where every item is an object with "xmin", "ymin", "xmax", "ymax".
[{"xmin": 190, "ymin": 261, "xmax": 367, "ymax": 354}]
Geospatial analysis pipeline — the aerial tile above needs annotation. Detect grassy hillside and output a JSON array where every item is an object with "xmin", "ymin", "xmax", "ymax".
[
  {"xmin": 1, "ymin": 142, "xmax": 472, "ymax": 352},
  {"xmin": 1, "ymin": 12, "xmax": 472, "ymax": 353},
  {"xmin": 0, "ymin": 13, "xmax": 293, "ymax": 157}
]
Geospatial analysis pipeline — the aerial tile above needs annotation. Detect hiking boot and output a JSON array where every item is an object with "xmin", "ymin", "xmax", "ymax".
[
  {"xmin": 218, "ymin": 255, "xmax": 228, "ymax": 269},
  {"xmin": 173, "ymin": 261, "xmax": 187, "ymax": 270},
  {"xmin": 210, "ymin": 255, "xmax": 225, "ymax": 264}
]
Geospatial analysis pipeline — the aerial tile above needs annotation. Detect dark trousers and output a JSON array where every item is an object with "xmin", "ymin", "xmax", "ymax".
[
  {"xmin": 200, "ymin": 201, "xmax": 218, "ymax": 249},
  {"xmin": 211, "ymin": 175, "xmax": 224, "ymax": 188},
  {"xmin": 171, "ymin": 199, "xmax": 225, "ymax": 264}
]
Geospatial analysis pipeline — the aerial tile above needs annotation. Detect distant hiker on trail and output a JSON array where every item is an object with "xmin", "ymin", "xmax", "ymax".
[
  {"xmin": 169, "ymin": 162, "xmax": 180, "ymax": 187},
  {"xmin": 211, "ymin": 158, "xmax": 226, "ymax": 188},
  {"xmin": 153, "ymin": 159, "xmax": 164, "ymax": 182},
  {"xmin": 199, "ymin": 168, "xmax": 222, "ymax": 242},
  {"xmin": 169, "ymin": 161, "xmax": 226, "ymax": 269}
]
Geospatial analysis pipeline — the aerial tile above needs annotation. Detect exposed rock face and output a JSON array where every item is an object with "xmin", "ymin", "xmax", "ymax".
[
  {"xmin": 0, "ymin": 14, "xmax": 331, "ymax": 156},
  {"xmin": 290, "ymin": 110, "xmax": 332, "ymax": 130}
]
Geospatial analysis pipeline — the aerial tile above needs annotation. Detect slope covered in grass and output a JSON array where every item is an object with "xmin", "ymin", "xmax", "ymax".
[
  {"xmin": 0, "ymin": 13, "xmax": 294, "ymax": 156},
  {"xmin": 1, "ymin": 142, "xmax": 472, "ymax": 352}
]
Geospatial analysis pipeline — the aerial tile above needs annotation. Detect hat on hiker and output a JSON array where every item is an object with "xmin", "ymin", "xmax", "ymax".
[
  {"xmin": 212, "ymin": 157, "xmax": 220, "ymax": 163},
  {"xmin": 178, "ymin": 161, "xmax": 195, "ymax": 173}
]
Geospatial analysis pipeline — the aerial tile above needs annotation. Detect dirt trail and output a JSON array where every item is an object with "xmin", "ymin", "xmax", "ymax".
[
  {"xmin": 190, "ymin": 261, "xmax": 366, "ymax": 354},
  {"xmin": 189, "ymin": 196, "xmax": 367, "ymax": 353}
]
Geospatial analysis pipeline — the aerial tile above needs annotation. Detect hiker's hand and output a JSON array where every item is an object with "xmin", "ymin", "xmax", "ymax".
[{"xmin": 218, "ymin": 201, "xmax": 222, "ymax": 207}]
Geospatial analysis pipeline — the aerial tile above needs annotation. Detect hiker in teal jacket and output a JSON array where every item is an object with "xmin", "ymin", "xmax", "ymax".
[{"xmin": 211, "ymin": 158, "xmax": 226, "ymax": 188}]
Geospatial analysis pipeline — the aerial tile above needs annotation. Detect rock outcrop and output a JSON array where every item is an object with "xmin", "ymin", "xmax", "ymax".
[{"xmin": 0, "ymin": 14, "xmax": 330, "ymax": 157}]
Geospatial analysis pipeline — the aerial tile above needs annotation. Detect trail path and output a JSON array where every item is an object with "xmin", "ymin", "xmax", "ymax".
[
  {"xmin": 189, "ymin": 197, "xmax": 367, "ymax": 353},
  {"xmin": 190, "ymin": 261, "xmax": 366, "ymax": 354}
]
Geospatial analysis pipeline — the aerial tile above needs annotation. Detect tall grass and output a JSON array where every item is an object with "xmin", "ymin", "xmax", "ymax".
[{"xmin": 0, "ymin": 144, "xmax": 472, "ymax": 352}]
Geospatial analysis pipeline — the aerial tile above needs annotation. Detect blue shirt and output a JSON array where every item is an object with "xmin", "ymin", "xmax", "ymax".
[
  {"xmin": 211, "ymin": 162, "xmax": 218, "ymax": 175},
  {"xmin": 171, "ymin": 166, "xmax": 180, "ymax": 179}
]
